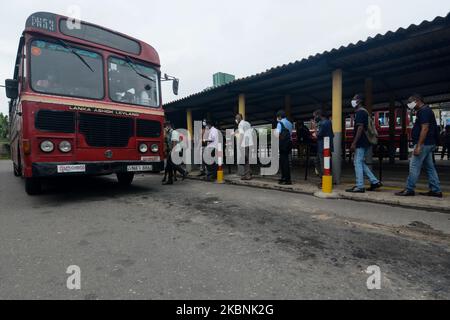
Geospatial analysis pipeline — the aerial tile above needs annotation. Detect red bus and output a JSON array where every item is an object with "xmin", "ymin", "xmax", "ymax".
[
  {"xmin": 5, "ymin": 12, "xmax": 176, "ymax": 195},
  {"xmin": 345, "ymin": 109, "xmax": 413, "ymax": 148}
]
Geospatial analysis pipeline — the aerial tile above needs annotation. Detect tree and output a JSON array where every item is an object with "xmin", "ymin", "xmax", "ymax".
[{"xmin": 0, "ymin": 113, "xmax": 9, "ymax": 140}]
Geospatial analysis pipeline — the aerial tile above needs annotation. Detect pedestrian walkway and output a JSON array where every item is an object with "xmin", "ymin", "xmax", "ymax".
[{"xmin": 187, "ymin": 160, "xmax": 450, "ymax": 213}]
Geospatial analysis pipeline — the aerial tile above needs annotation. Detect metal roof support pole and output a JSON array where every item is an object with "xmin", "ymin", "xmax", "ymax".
[
  {"xmin": 285, "ymin": 95, "xmax": 292, "ymax": 121},
  {"xmin": 332, "ymin": 69, "xmax": 343, "ymax": 185},
  {"xmin": 365, "ymin": 78, "xmax": 374, "ymax": 170},
  {"xmin": 239, "ymin": 94, "xmax": 246, "ymax": 120}
]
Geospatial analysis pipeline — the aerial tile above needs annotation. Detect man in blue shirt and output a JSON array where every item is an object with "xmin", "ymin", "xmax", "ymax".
[
  {"xmin": 346, "ymin": 94, "xmax": 382, "ymax": 193},
  {"xmin": 313, "ymin": 110, "xmax": 334, "ymax": 186},
  {"xmin": 276, "ymin": 110, "xmax": 293, "ymax": 185},
  {"xmin": 396, "ymin": 94, "xmax": 442, "ymax": 198}
]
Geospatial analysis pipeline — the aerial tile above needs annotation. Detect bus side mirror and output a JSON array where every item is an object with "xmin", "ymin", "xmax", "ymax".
[
  {"xmin": 173, "ymin": 79, "xmax": 179, "ymax": 96},
  {"xmin": 5, "ymin": 79, "xmax": 19, "ymax": 100}
]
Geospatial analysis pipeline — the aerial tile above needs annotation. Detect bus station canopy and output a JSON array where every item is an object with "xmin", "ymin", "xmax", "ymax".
[{"xmin": 164, "ymin": 12, "xmax": 450, "ymax": 128}]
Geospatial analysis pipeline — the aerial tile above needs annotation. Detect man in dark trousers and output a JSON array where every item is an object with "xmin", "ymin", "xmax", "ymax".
[
  {"xmin": 313, "ymin": 110, "xmax": 334, "ymax": 188},
  {"xmin": 346, "ymin": 94, "xmax": 382, "ymax": 193},
  {"xmin": 396, "ymin": 94, "xmax": 442, "ymax": 198},
  {"xmin": 163, "ymin": 121, "xmax": 187, "ymax": 185},
  {"xmin": 276, "ymin": 110, "xmax": 293, "ymax": 185}
]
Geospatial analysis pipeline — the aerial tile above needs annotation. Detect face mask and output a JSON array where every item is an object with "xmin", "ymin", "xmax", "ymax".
[
  {"xmin": 351, "ymin": 100, "xmax": 359, "ymax": 108},
  {"xmin": 407, "ymin": 101, "xmax": 417, "ymax": 110},
  {"xmin": 202, "ymin": 121, "xmax": 207, "ymax": 127}
]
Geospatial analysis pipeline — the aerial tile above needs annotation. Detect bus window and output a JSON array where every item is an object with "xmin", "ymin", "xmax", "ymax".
[
  {"xmin": 30, "ymin": 40, "xmax": 104, "ymax": 99},
  {"xmin": 108, "ymin": 57, "xmax": 160, "ymax": 108}
]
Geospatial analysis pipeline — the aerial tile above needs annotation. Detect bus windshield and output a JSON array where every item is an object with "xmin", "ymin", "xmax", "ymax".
[
  {"xmin": 30, "ymin": 40, "xmax": 104, "ymax": 99},
  {"xmin": 108, "ymin": 57, "xmax": 160, "ymax": 108}
]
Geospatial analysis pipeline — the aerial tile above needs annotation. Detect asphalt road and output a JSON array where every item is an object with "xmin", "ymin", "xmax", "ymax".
[{"xmin": 0, "ymin": 160, "xmax": 449, "ymax": 300}]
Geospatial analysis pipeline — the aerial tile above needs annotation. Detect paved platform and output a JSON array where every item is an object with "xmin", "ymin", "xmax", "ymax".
[{"xmin": 188, "ymin": 159, "xmax": 450, "ymax": 213}]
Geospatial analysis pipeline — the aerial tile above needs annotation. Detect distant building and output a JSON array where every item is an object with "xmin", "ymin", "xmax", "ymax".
[{"xmin": 213, "ymin": 72, "xmax": 235, "ymax": 87}]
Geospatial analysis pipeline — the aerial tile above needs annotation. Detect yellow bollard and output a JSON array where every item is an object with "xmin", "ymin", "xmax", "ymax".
[
  {"xmin": 217, "ymin": 143, "xmax": 225, "ymax": 184},
  {"xmin": 217, "ymin": 169, "xmax": 224, "ymax": 184},
  {"xmin": 322, "ymin": 176, "xmax": 333, "ymax": 194}
]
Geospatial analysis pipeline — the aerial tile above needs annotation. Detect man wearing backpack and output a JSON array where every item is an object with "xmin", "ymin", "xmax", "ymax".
[
  {"xmin": 396, "ymin": 94, "xmax": 442, "ymax": 198},
  {"xmin": 346, "ymin": 94, "xmax": 382, "ymax": 193},
  {"xmin": 276, "ymin": 110, "xmax": 293, "ymax": 185}
]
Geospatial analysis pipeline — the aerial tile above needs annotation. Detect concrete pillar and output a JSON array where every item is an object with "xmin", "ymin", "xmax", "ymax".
[
  {"xmin": 186, "ymin": 108, "xmax": 193, "ymax": 138},
  {"xmin": 389, "ymin": 97, "xmax": 396, "ymax": 164},
  {"xmin": 186, "ymin": 108, "xmax": 194, "ymax": 171},
  {"xmin": 365, "ymin": 78, "xmax": 374, "ymax": 168},
  {"xmin": 332, "ymin": 69, "xmax": 343, "ymax": 185},
  {"xmin": 285, "ymin": 95, "xmax": 292, "ymax": 121},
  {"xmin": 239, "ymin": 94, "xmax": 246, "ymax": 120}
]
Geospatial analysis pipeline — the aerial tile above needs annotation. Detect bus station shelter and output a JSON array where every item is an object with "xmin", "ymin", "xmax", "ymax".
[{"xmin": 164, "ymin": 13, "xmax": 450, "ymax": 184}]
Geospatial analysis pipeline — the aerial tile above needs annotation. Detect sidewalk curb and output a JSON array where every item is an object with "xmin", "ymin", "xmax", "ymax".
[{"xmin": 186, "ymin": 174, "xmax": 450, "ymax": 214}]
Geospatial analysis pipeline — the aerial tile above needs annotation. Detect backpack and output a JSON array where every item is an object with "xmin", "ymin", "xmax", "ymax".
[
  {"xmin": 279, "ymin": 122, "xmax": 293, "ymax": 153},
  {"xmin": 360, "ymin": 108, "xmax": 378, "ymax": 145}
]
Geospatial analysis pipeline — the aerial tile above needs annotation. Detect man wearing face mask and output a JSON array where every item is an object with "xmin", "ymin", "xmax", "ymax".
[
  {"xmin": 276, "ymin": 110, "xmax": 294, "ymax": 185},
  {"xmin": 197, "ymin": 119, "xmax": 208, "ymax": 177},
  {"xmin": 204, "ymin": 120, "xmax": 219, "ymax": 182},
  {"xmin": 346, "ymin": 94, "xmax": 382, "ymax": 193},
  {"xmin": 396, "ymin": 94, "xmax": 442, "ymax": 198},
  {"xmin": 313, "ymin": 110, "xmax": 334, "ymax": 188},
  {"xmin": 163, "ymin": 121, "xmax": 188, "ymax": 185},
  {"xmin": 234, "ymin": 114, "xmax": 254, "ymax": 181}
]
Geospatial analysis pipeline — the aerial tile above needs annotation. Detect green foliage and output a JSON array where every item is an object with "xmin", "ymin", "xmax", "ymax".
[{"xmin": 0, "ymin": 113, "xmax": 9, "ymax": 140}]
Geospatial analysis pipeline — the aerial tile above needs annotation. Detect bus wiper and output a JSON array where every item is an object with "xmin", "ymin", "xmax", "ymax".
[
  {"xmin": 125, "ymin": 56, "xmax": 155, "ymax": 83},
  {"xmin": 57, "ymin": 39, "xmax": 95, "ymax": 73}
]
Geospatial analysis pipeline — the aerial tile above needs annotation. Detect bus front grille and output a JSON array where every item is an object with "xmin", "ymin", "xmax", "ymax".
[
  {"xmin": 136, "ymin": 119, "xmax": 161, "ymax": 138},
  {"xmin": 79, "ymin": 113, "xmax": 134, "ymax": 148},
  {"xmin": 35, "ymin": 110, "xmax": 76, "ymax": 133}
]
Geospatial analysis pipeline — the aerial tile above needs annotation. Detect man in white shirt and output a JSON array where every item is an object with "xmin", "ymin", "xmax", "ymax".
[
  {"xmin": 235, "ymin": 114, "xmax": 254, "ymax": 180},
  {"xmin": 204, "ymin": 120, "xmax": 219, "ymax": 181}
]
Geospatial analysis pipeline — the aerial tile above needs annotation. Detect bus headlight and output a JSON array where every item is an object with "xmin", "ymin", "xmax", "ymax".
[
  {"xmin": 151, "ymin": 144, "xmax": 159, "ymax": 153},
  {"xmin": 139, "ymin": 143, "xmax": 149, "ymax": 153},
  {"xmin": 40, "ymin": 140, "xmax": 54, "ymax": 153},
  {"xmin": 59, "ymin": 141, "xmax": 72, "ymax": 153}
]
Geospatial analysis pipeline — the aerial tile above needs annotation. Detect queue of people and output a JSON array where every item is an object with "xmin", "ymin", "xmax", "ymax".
[{"xmin": 161, "ymin": 94, "xmax": 445, "ymax": 199}]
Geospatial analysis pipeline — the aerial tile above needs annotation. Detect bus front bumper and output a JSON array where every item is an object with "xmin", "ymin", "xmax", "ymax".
[{"xmin": 31, "ymin": 161, "xmax": 165, "ymax": 178}]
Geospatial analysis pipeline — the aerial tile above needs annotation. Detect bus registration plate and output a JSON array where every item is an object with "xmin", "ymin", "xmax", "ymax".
[
  {"xmin": 57, "ymin": 165, "xmax": 86, "ymax": 173},
  {"xmin": 127, "ymin": 165, "xmax": 153, "ymax": 172}
]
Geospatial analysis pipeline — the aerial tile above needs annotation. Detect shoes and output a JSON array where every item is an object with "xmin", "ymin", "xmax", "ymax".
[
  {"xmin": 419, "ymin": 191, "xmax": 443, "ymax": 198},
  {"xmin": 279, "ymin": 181, "xmax": 293, "ymax": 186},
  {"xmin": 198, "ymin": 172, "xmax": 206, "ymax": 177},
  {"xmin": 346, "ymin": 186, "xmax": 366, "ymax": 193},
  {"xmin": 368, "ymin": 182, "xmax": 383, "ymax": 192},
  {"xmin": 182, "ymin": 171, "xmax": 188, "ymax": 181},
  {"xmin": 162, "ymin": 181, "xmax": 173, "ymax": 185},
  {"xmin": 241, "ymin": 177, "xmax": 253, "ymax": 181},
  {"xmin": 395, "ymin": 189, "xmax": 415, "ymax": 197}
]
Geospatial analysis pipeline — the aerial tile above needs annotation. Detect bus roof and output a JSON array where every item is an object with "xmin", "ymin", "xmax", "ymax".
[{"xmin": 24, "ymin": 12, "xmax": 160, "ymax": 66}]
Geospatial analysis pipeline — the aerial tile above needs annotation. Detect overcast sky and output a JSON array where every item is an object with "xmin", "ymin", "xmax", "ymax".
[{"xmin": 0, "ymin": 0, "xmax": 449, "ymax": 115}]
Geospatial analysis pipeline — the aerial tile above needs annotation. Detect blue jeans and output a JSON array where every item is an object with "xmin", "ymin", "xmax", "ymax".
[
  {"xmin": 354, "ymin": 147, "xmax": 379, "ymax": 190},
  {"xmin": 406, "ymin": 145, "xmax": 441, "ymax": 193}
]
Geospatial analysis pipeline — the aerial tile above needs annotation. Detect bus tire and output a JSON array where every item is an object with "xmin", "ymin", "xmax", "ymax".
[
  {"xmin": 25, "ymin": 178, "xmax": 42, "ymax": 196},
  {"xmin": 13, "ymin": 148, "xmax": 22, "ymax": 177},
  {"xmin": 117, "ymin": 173, "xmax": 134, "ymax": 186},
  {"xmin": 13, "ymin": 164, "xmax": 22, "ymax": 177}
]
